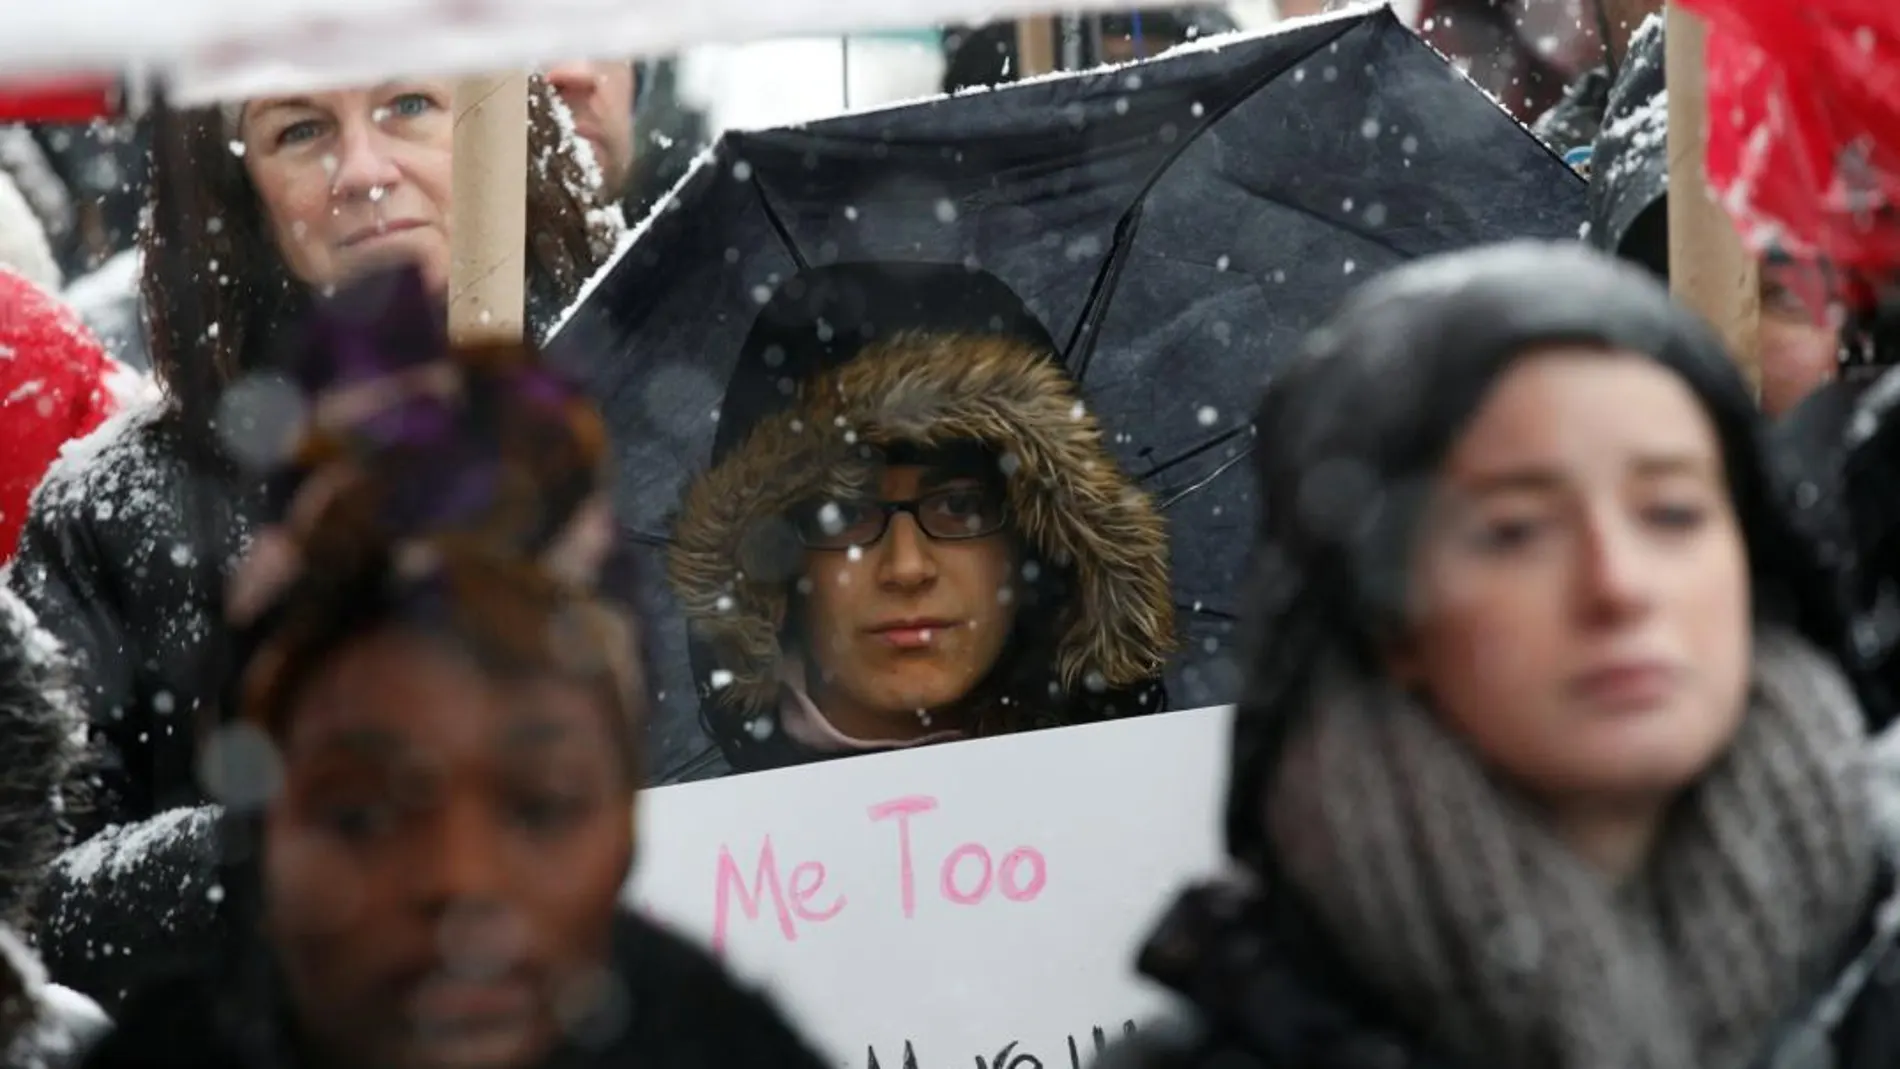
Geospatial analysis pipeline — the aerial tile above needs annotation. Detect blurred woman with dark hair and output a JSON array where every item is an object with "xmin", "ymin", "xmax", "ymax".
[{"xmin": 1117, "ymin": 243, "xmax": 1900, "ymax": 1069}]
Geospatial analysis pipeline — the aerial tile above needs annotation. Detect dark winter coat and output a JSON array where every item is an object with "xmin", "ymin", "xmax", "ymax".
[
  {"xmin": 1584, "ymin": 15, "xmax": 1668, "ymax": 278},
  {"xmin": 1775, "ymin": 352, "xmax": 1900, "ymax": 733},
  {"xmin": 32, "ymin": 806, "xmax": 222, "ymax": 1017},
  {"xmin": 6, "ymin": 405, "xmax": 255, "ymax": 833},
  {"xmin": 7, "ymin": 401, "xmax": 253, "ymax": 1013},
  {"xmin": 0, "ymin": 554, "xmax": 110, "ymax": 1069},
  {"xmin": 78, "ymin": 910, "xmax": 830, "ymax": 1069},
  {"xmin": 1530, "ymin": 65, "xmax": 1611, "ymax": 165},
  {"xmin": 618, "ymin": 60, "xmax": 709, "ymax": 228}
]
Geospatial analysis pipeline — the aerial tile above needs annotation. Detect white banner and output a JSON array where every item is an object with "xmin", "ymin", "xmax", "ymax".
[
  {"xmin": 1, "ymin": 0, "xmax": 1265, "ymax": 103},
  {"xmin": 630, "ymin": 705, "xmax": 1233, "ymax": 1069}
]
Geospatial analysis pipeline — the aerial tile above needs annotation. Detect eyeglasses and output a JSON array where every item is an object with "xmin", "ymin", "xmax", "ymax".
[{"xmin": 792, "ymin": 485, "xmax": 1009, "ymax": 550}]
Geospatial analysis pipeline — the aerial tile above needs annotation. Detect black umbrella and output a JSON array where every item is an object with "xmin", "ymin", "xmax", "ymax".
[{"xmin": 550, "ymin": 6, "xmax": 1586, "ymax": 784}]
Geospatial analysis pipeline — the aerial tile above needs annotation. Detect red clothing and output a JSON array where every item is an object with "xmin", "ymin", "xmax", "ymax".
[{"xmin": 0, "ymin": 268, "xmax": 116, "ymax": 561}]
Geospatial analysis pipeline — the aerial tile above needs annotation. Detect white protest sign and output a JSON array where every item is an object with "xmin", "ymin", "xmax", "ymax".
[{"xmin": 629, "ymin": 705, "xmax": 1233, "ymax": 1069}]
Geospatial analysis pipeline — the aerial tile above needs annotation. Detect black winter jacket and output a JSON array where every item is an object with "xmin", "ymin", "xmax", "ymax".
[
  {"xmin": 78, "ymin": 911, "xmax": 830, "ymax": 1069},
  {"xmin": 1773, "ymin": 358, "xmax": 1900, "ymax": 733},
  {"xmin": 32, "ymin": 807, "xmax": 221, "ymax": 1015},
  {"xmin": 6, "ymin": 405, "xmax": 254, "ymax": 832},
  {"xmin": 7, "ymin": 404, "xmax": 250, "ymax": 1012}
]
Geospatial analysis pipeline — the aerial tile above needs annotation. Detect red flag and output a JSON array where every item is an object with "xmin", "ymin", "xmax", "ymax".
[
  {"xmin": 1676, "ymin": 0, "xmax": 1900, "ymax": 309},
  {"xmin": 0, "ymin": 76, "xmax": 119, "ymax": 124}
]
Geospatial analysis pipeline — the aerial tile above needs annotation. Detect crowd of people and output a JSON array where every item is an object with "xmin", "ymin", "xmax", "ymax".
[{"xmin": 0, "ymin": 5, "xmax": 1895, "ymax": 1069}]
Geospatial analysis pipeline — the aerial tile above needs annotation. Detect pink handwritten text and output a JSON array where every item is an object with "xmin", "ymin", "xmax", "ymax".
[{"xmin": 709, "ymin": 794, "xmax": 1049, "ymax": 949}]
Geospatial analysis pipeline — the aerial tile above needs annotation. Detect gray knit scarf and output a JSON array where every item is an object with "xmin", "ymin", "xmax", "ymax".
[{"xmin": 1265, "ymin": 628, "xmax": 1877, "ymax": 1069}]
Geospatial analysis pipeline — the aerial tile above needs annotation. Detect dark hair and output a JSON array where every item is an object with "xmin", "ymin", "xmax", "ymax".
[
  {"xmin": 232, "ymin": 535, "xmax": 647, "ymax": 777},
  {"xmin": 1226, "ymin": 240, "xmax": 1855, "ymax": 874},
  {"xmin": 139, "ymin": 78, "xmax": 616, "ymax": 445}
]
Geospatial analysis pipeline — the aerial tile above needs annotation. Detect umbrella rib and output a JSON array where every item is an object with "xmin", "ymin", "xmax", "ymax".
[
  {"xmin": 1066, "ymin": 206, "xmax": 1144, "ymax": 381},
  {"xmin": 619, "ymin": 525, "xmax": 673, "ymax": 549},
  {"xmin": 1155, "ymin": 442, "xmax": 1252, "ymax": 511},
  {"xmin": 1178, "ymin": 603, "xmax": 1240, "ymax": 622},
  {"xmin": 746, "ymin": 173, "xmax": 811, "ymax": 273},
  {"xmin": 1137, "ymin": 422, "xmax": 1253, "ymax": 481},
  {"xmin": 1065, "ymin": 19, "xmax": 1364, "ymax": 383},
  {"xmin": 1259, "ymin": 192, "xmax": 1412, "ymax": 264},
  {"xmin": 654, "ymin": 741, "xmax": 728, "ymax": 784}
]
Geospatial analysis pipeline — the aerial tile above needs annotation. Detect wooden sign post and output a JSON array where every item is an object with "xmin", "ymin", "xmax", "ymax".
[
  {"xmin": 1014, "ymin": 18, "xmax": 1059, "ymax": 78},
  {"xmin": 1665, "ymin": 3, "xmax": 1760, "ymax": 387},
  {"xmin": 448, "ymin": 72, "xmax": 529, "ymax": 345}
]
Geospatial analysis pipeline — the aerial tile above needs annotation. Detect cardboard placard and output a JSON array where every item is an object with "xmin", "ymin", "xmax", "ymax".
[
  {"xmin": 1666, "ymin": 3, "xmax": 1760, "ymax": 385},
  {"xmin": 448, "ymin": 72, "xmax": 528, "ymax": 345},
  {"xmin": 630, "ymin": 706, "xmax": 1232, "ymax": 1068}
]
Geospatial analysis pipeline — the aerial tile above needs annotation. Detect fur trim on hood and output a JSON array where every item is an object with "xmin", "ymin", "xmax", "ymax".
[
  {"xmin": 669, "ymin": 331, "xmax": 1174, "ymax": 721},
  {"xmin": 0, "ymin": 590, "xmax": 85, "ymax": 930}
]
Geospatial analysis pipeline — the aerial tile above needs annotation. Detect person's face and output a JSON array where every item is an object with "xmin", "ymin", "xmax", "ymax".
[
  {"xmin": 1758, "ymin": 270, "xmax": 1841, "ymax": 416},
  {"xmin": 263, "ymin": 629, "xmax": 634, "ymax": 1069},
  {"xmin": 240, "ymin": 82, "xmax": 455, "ymax": 294},
  {"xmin": 799, "ymin": 465, "xmax": 1019, "ymax": 735},
  {"xmin": 543, "ymin": 61, "xmax": 636, "ymax": 199},
  {"xmin": 1394, "ymin": 348, "xmax": 1751, "ymax": 811}
]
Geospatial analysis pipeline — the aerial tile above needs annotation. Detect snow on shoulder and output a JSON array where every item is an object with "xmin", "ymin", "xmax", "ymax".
[
  {"xmin": 50, "ymin": 806, "xmax": 218, "ymax": 897},
  {"xmin": 29, "ymin": 388, "xmax": 165, "ymax": 525}
]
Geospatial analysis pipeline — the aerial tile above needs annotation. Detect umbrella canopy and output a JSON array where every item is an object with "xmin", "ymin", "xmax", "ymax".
[{"xmin": 550, "ymin": 6, "xmax": 1586, "ymax": 783}]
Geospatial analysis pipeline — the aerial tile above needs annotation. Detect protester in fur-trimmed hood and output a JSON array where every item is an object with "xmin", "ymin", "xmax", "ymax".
[
  {"xmin": 1110, "ymin": 242, "xmax": 1900, "ymax": 1069},
  {"xmin": 669, "ymin": 263, "xmax": 1173, "ymax": 772},
  {"xmin": 79, "ymin": 266, "xmax": 828, "ymax": 1069}
]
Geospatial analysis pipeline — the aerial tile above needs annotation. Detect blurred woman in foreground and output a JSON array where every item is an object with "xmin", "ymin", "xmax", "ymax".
[
  {"xmin": 80, "ymin": 267, "xmax": 828, "ymax": 1069},
  {"xmin": 1121, "ymin": 243, "xmax": 1900, "ymax": 1069}
]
